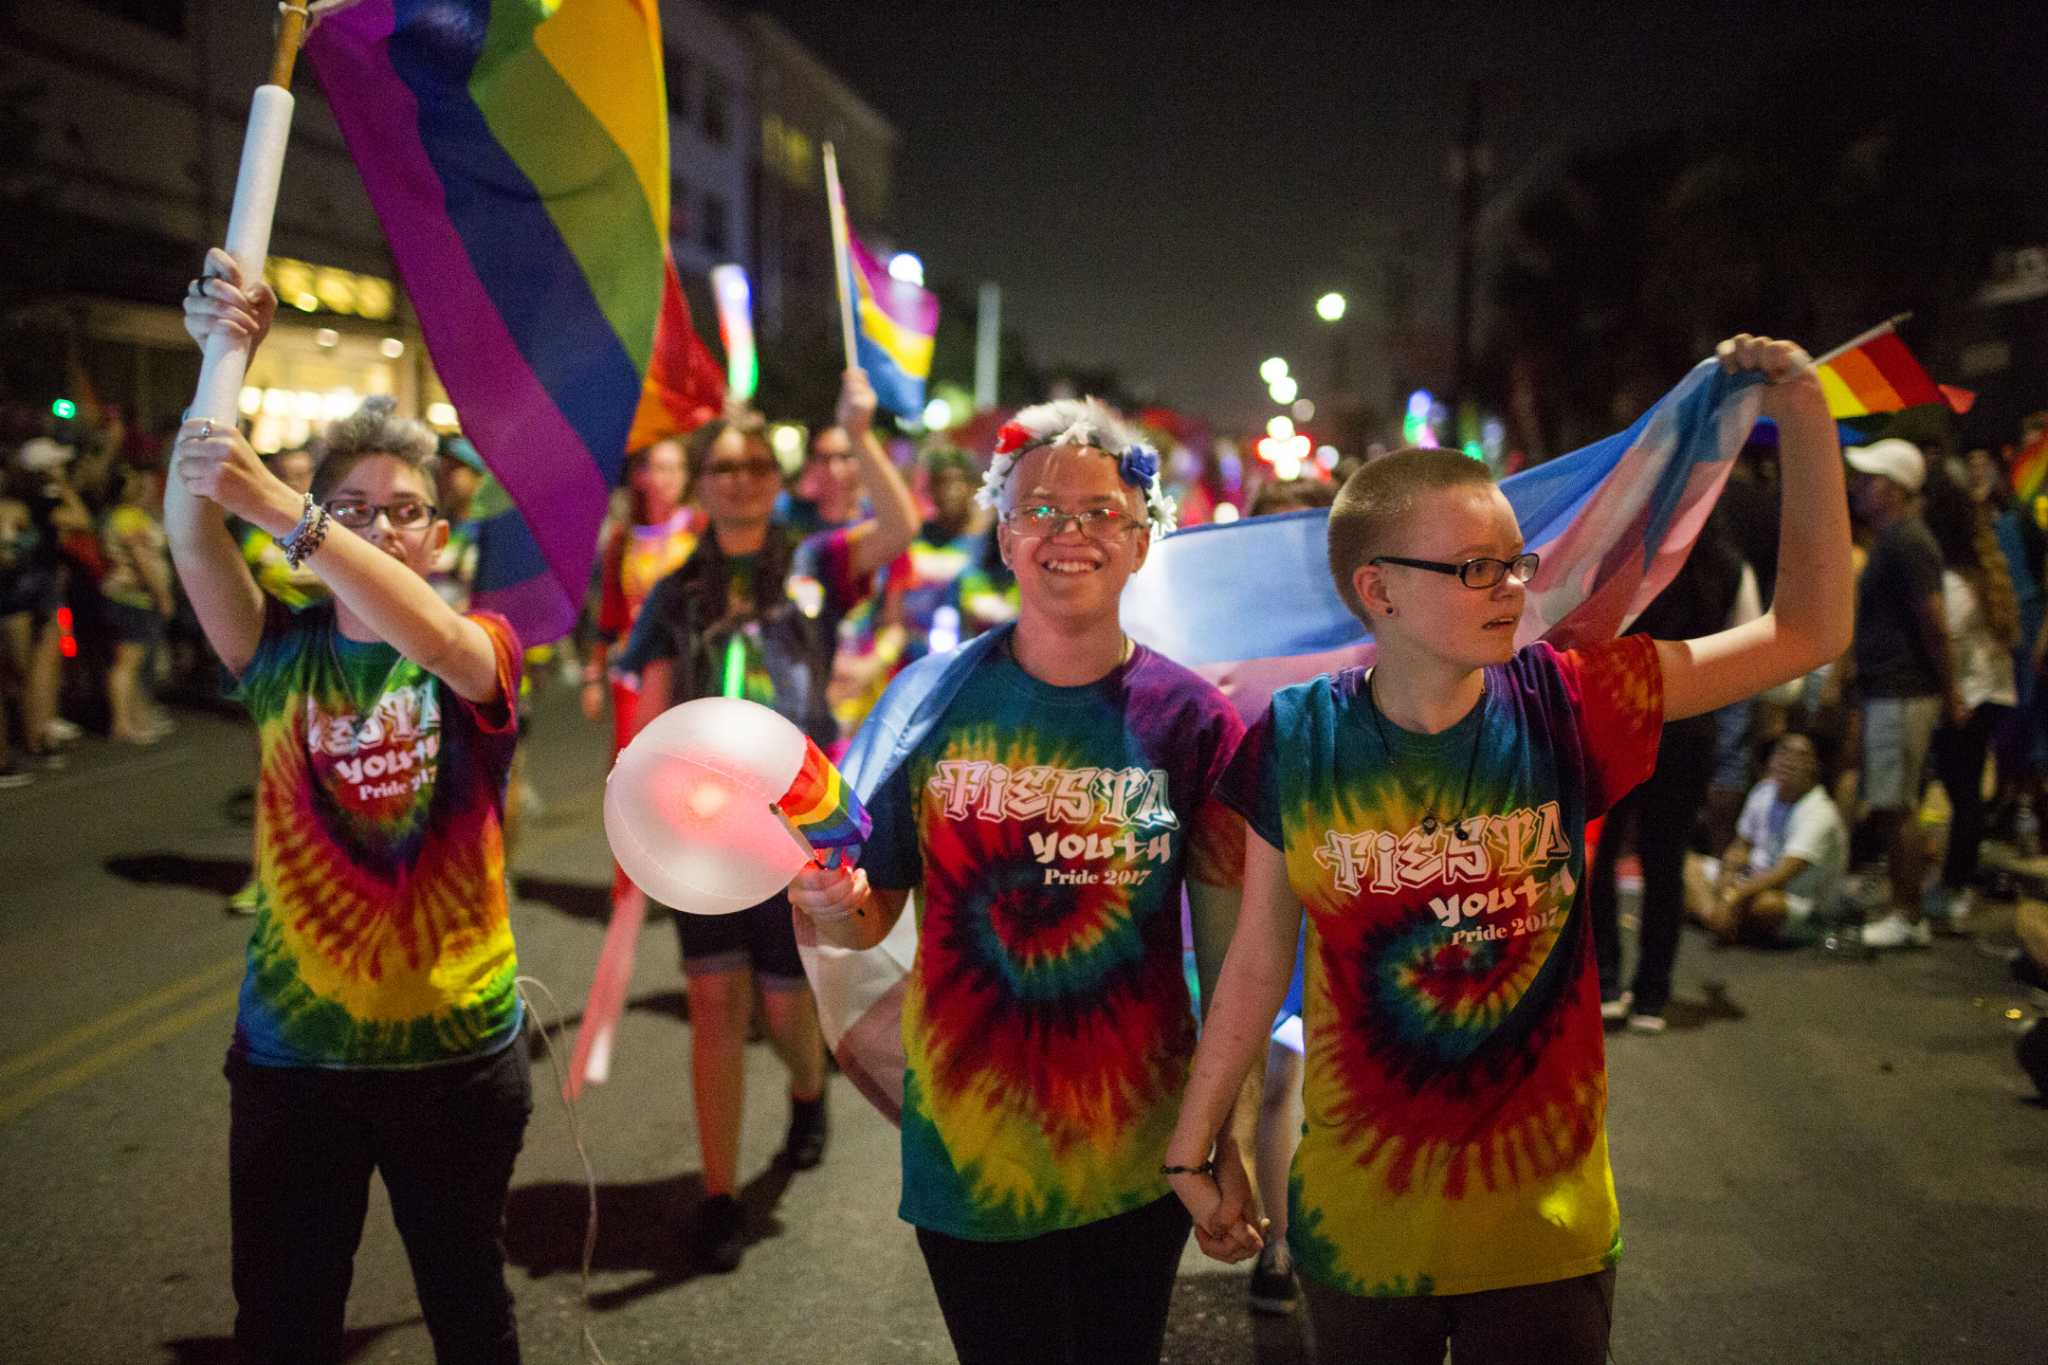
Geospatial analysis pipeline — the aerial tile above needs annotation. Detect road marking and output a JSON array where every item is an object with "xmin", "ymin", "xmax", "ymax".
[
  {"xmin": 0, "ymin": 953, "xmax": 243, "ymax": 1083},
  {"xmin": 0, "ymin": 984, "xmax": 240, "ymax": 1125}
]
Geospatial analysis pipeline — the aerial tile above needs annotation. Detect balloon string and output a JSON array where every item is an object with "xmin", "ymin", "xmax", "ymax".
[
  {"xmin": 720, "ymin": 634, "xmax": 746, "ymax": 698},
  {"xmin": 514, "ymin": 973, "xmax": 614, "ymax": 1365}
]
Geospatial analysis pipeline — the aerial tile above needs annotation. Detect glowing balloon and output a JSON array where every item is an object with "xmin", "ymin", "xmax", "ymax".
[{"xmin": 604, "ymin": 697, "xmax": 818, "ymax": 915}]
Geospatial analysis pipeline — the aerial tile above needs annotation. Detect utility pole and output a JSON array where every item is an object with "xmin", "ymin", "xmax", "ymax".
[{"xmin": 1449, "ymin": 84, "xmax": 1487, "ymax": 411}]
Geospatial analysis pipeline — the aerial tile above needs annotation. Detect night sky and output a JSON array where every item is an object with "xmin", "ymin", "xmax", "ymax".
[{"xmin": 750, "ymin": 1, "xmax": 2045, "ymax": 427}]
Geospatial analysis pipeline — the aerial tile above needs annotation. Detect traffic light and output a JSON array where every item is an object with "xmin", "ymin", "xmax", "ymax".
[{"xmin": 50, "ymin": 399, "xmax": 77, "ymax": 420}]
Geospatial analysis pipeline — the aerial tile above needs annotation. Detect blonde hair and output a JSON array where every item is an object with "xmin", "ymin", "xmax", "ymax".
[{"xmin": 1326, "ymin": 448, "xmax": 1496, "ymax": 620}]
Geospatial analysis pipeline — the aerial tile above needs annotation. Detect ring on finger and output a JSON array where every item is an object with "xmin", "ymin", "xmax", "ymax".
[{"xmin": 199, "ymin": 420, "xmax": 214, "ymax": 440}]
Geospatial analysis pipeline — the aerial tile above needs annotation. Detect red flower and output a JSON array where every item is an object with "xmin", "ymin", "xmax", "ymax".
[{"xmin": 994, "ymin": 421, "xmax": 1033, "ymax": 455}]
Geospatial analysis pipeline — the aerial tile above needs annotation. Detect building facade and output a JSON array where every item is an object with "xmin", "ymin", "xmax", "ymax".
[{"xmin": 1, "ymin": 2, "xmax": 894, "ymax": 451}]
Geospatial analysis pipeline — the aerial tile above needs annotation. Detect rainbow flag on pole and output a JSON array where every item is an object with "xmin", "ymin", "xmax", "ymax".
[
  {"xmin": 775, "ymin": 735, "xmax": 871, "ymax": 862},
  {"xmin": 841, "ymin": 221, "xmax": 937, "ymax": 418},
  {"xmin": 305, "ymin": 0, "xmax": 723, "ymax": 644},
  {"xmin": 1812, "ymin": 316, "xmax": 1949, "ymax": 420}
]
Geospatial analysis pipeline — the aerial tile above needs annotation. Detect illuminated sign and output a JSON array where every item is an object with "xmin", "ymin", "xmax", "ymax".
[{"xmin": 263, "ymin": 256, "xmax": 397, "ymax": 321}]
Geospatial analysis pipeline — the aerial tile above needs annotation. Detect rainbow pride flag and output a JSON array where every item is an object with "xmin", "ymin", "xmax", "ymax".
[
  {"xmin": 1814, "ymin": 318, "xmax": 1945, "ymax": 420},
  {"xmin": 2012, "ymin": 431, "xmax": 2048, "ymax": 505},
  {"xmin": 776, "ymin": 735, "xmax": 871, "ymax": 862},
  {"xmin": 305, "ymin": 0, "xmax": 724, "ymax": 644},
  {"xmin": 843, "ymin": 222, "xmax": 937, "ymax": 419}
]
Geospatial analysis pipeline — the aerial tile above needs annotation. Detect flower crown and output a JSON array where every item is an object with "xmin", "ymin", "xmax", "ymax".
[{"xmin": 974, "ymin": 417, "xmax": 1179, "ymax": 534}]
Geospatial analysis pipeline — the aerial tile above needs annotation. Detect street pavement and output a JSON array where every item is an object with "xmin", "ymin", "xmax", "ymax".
[{"xmin": 1, "ymin": 680, "xmax": 2042, "ymax": 1364}]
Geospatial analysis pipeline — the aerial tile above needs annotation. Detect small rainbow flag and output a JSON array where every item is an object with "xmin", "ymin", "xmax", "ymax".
[
  {"xmin": 775, "ymin": 735, "xmax": 871, "ymax": 862},
  {"xmin": 1813, "ymin": 317, "xmax": 1950, "ymax": 420},
  {"xmin": 2012, "ymin": 431, "xmax": 2048, "ymax": 505},
  {"xmin": 305, "ymin": 0, "xmax": 724, "ymax": 644},
  {"xmin": 842, "ymin": 218, "xmax": 937, "ymax": 419}
]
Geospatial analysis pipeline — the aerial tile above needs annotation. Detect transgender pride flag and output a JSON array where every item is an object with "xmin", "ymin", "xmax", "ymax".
[
  {"xmin": 1123, "ymin": 356, "xmax": 1767, "ymax": 712},
  {"xmin": 800, "ymin": 355, "xmax": 1769, "ymax": 1123}
]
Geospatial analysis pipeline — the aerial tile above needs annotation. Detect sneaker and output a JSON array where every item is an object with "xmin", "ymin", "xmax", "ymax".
[
  {"xmin": 694, "ymin": 1193, "xmax": 746, "ymax": 1273},
  {"xmin": 1249, "ymin": 1244, "xmax": 1298, "ymax": 1316},
  {"xmin": 227, "ymin": 877, "xmax": 264, "ymax": 916},
  {"xmin": 44, "ymin": 718, "xmax": 81, "ymax": 745},
  {"xmin": 0, "ymin": 761, "xmax": 32, "ymax": 791},
  {"xmin": 1859, "ymin": 912, "xmax": 1932, "ymax": 950},
  {"xmin": 1600, "ymin": 991, "xmax": 1634, "ymax": 1024},
  {"xmin": 1627, "ymin": 1012, "xmax": 1668, "ymax": 1035},
  {"xmin": 780, "ymin": 1093, "xmax": 828, "ymax": 1171}
]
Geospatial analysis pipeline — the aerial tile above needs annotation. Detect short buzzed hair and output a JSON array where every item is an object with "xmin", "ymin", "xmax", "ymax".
[{"xmin": 1326, "ymin": 448, "xmax": 1496, "ymax": 621}]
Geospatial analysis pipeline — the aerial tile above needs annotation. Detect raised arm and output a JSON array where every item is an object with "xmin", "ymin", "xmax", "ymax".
[
  {"xmin": 176, "ymin": 423, "xmax": 502, "ymax": 701},
  {"xmin": 164, "ymin": 249, "xmax": 277, "ymax": 674},
  {"xmin": 835, "ymin": 368, "xmax": 920, "ymax": 580},
  {"xmin": 1657, "ymin": 335, "xmax": 1855, "ymax": 722}
]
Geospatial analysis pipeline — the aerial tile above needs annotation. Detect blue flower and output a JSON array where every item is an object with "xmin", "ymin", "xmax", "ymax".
[{"xmin": 1118, "ymin": 443, "xmax": 1159, "ymax": 489}]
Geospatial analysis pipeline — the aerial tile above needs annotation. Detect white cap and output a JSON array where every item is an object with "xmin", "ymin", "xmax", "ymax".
[
  {"xmin": 14, "ymin": 437, "xmax": 74, "ymax": 473},
  {"xmin": 1844, "ymin": 438, "xmax": 1925, "ymax": 494}
]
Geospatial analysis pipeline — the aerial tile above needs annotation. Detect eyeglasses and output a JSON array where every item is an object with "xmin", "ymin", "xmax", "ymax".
[
  {"xmin": 704, "ymin": 458, "xmax": 781, "ymax": 481},
  {"xmin": 1004, "ymin": 504, "xmax": 1143, "ymax": 540},
  {"xmin": 327, "ymin": 498, "xmax": 438, "ymax": 531},
  {"xmin": 1369, "ymin": 552, "xmax": 1540, "ymax": 589}
]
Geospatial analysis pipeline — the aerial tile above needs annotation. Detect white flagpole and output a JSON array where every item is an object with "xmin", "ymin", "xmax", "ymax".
[
  {"xmin": 187, "ymin": 5, "xmax": 310, "ymax": 425},
  {"xmin": 1811, "ymin": 312, "xmax": 1912, "ymax": 368},
  {"xmin": 822, "ymin": 143, "xmax": 860, "ymax": 374}
]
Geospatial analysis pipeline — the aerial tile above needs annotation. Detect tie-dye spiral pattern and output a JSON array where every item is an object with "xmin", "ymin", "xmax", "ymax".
[
  {"xmin": 1219, "ymin": 637, "xmax": 1660, "ymax": 1297},
  {"xmin": 231, "ymin": 601, "xmax": 524, "ymax": 1068},
  {"xmin": 862, "ymin": 646, "xmax": 1244, "ymax": 1239}
]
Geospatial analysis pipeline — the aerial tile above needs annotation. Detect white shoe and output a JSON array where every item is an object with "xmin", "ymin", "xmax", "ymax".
[
  {"xmin": 44, "ymin": 718, "xmax": 82, "ymax": 744},
  {"xmin": 1600, "ymin": 991, "xmax": 1634, "ymax": 1023},
  {"xmin": 1859, "ymin": 912, "xmax": 1932, "ymax": 950}
]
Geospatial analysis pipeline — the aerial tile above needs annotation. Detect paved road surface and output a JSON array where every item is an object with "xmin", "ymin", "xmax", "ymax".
[{"xmin": 1, "ymin": 685, "xmax": 2041, "ymax": 1363}]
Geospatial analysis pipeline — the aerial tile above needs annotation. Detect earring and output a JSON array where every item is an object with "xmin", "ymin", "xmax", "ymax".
[{"xmin": 1386, "ymin": 607, "xmax": 1395, "ymax": 616}]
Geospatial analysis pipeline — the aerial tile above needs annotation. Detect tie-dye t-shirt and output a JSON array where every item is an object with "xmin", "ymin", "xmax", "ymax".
[
  {"xmin": 861, "ymin": 644, "xmax": 1247, "ymax": 1241},
  {"xmin": 1218, "ymin": 637, "xmax": 1661, "ymax": 1298},
  {"xmin": 230, "ymin": 600, "xmax": 525, "ymax": 1069}
]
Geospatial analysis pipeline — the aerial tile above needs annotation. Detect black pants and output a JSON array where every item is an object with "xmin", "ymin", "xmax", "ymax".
[
  {"xmin": 1933, "ymin": 703, "xmax": 2008, "ymax": 891},
  {"xmin": 1302, "ymin": 1267, "xmax": 1615, "ymax": 1365},
  {"xmin": 1592, "ymin": 716, "xmax": 1718, "ymax": 1016},
  {"xmin": 915, "ymin": 1193, "xmax": 1191, "ymax": 1365},
  {"xmin": 225, "ymin": 1042, "xmax": 532, "ymax": 1365}
]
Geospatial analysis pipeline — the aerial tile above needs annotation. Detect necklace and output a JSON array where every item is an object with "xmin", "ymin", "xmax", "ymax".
[{"xmin": 1365, "ymin": 669, "xmax": 1487, "ymax": 841}]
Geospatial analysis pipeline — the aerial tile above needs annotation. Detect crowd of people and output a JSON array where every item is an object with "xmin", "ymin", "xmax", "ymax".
[{"xmin": 11, "ymin": 245, "xmax": 2045, "ymax": 1365}]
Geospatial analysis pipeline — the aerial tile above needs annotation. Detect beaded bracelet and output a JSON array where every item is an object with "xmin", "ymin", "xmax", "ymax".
[
  {"xmin": 281, "ymin": 494, "xmax": 329, "ymax": 570},
  {"xmin": 1158, "ymin": 1159, "xmax": 1216, "ymax": 1178}
]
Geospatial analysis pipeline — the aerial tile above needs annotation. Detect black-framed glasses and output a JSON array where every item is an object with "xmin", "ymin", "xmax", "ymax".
[
  {"xmin": 327, "ymin": 498, "xmax": 438, "ymax": 531},
  {"xmin": 1004, "ymin": 504, "xmax": 1143, "ymax": 540},
  {"xmin": 1370, "ymin": 552, "xmax": 1540, "ymax": 589}
]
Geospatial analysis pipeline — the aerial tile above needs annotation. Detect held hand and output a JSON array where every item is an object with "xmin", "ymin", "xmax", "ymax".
[
  {"xmin": 789, "ymin": 861, "xmax": 871, "ymax": 925},
  {"xmin": 837, "ymin": 367, "xmax": 878, "ymax": 441},
  {"xmin": 174, "ymin": 419, "xmax": 298, "ymax": 529},
  {"xmin": 182, "ymin": 247, "xmax": 277, "ymax": 352},
  {"xmin": 579, "ymin": 679, "xmax": 606, "ymax": 721},
  {"xmin": 1716, "ymin": 333, "xmax": 1824, "ymax": 426},
  {"xmin": 1169, "ymin": 1145, "xmax": 1266, "ymax": 1264}
]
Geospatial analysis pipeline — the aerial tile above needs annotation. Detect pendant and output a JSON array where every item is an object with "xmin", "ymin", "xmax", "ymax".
[{"xmin": 1420, "ymin": 815, "xmax": 1438, "ymax": 836}]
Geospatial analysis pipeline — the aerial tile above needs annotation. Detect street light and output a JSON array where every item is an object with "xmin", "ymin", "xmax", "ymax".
[
  {"xmin": 1259, "ymin": 356, "xmax": 1289, "ymax": 385},
  {"xmin": 1269, "ymin": 375, "xmax": 1299, "ymax": 405},
  {"xmin": 1266, "ymin": 415, "xmax": 1295, "ymax": 440},
  {"xmin": 1316, "ymin": 291, "xmax": 1347, "ymax": 322}
]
